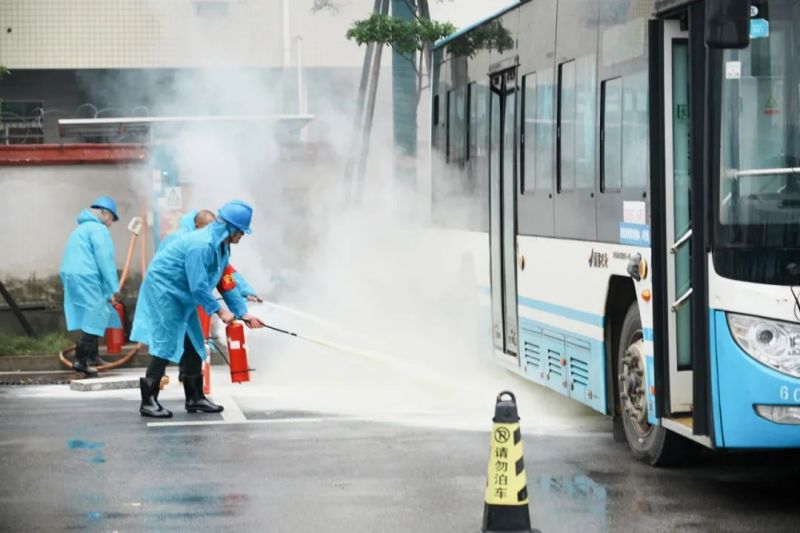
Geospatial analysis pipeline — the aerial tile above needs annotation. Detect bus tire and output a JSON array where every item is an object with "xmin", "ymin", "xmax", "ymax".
[{"xmin": 617, "ymin": 302, "xmax": 689, "ymax": 466}]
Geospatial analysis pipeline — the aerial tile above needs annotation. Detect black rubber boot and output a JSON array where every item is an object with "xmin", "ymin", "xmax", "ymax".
[
  {"xmin": 72, "ymin": 345, "xmax": 98, "ymax": 376},
  {"xmin": 87, "ymin": 350, "xmax": 110, "ymax": 367},
  {"xmin": 184, "ymin": 375, "xmax": 223, "ymax": 413},
  {"xmin": 78, "ymin": 334, "xmax": 107, "ymax": 368},
  {"xmin": 139, "ymin": 377, "xmax": 173, "ymax": 418}
]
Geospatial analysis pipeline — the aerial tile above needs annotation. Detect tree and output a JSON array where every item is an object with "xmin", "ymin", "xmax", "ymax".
[{"xmin": 345, "ymin": 1, "xmax": 453, "ymax": 106}]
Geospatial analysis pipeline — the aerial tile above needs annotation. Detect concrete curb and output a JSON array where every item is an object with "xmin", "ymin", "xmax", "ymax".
[
  {"xmin": 70, "ymin": 375, "xmax": 140, "ymax": 391},
  {"xmin": 0, "ymin": 347, "xmax": 225, "ymax": 372}
]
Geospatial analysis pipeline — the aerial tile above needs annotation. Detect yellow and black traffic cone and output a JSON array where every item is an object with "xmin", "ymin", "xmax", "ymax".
[{"xmin": 482, "ymin": 391, "xmax": 539, "ymax": 533}]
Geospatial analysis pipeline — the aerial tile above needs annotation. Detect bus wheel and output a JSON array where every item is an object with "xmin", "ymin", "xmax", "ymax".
[{"xmin": 617, "ymin": 302, "xmax": 687, "ymax": 466}]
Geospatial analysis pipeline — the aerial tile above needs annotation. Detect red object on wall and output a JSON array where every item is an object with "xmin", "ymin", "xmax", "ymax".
[
  {"xmin": 105, "ymin": 303, "xmax": 126, "ymax": 354},
  {"xmin": 0, "ymin": 144, "xmax": 148, "ymax": 166},
  {"xmin": 226, "ymin": 322, "xmax": 250, "ymax": 384}
]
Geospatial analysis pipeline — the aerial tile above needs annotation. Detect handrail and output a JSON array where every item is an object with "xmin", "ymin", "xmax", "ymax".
[
  {"xmin": 670, "ymin": 229, "xmax": 692, "ymax": 254},
  {"xmin": 672, "ymin": 288, "xmax": 693, "ymax": 312},
  {"xmin": 728, "ymin": 167, "xmax": 800, "ymax": 178}
]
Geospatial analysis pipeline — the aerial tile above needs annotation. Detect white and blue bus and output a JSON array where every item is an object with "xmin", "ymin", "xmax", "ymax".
[{"xmin": 427, "ymin": 0, "xmax": 800, "ymax": 464}]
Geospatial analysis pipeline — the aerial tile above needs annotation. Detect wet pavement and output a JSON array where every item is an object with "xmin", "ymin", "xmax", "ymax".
[{"xmin": 1, "ymin": 374, "xmax": 799, "ymax": 533}]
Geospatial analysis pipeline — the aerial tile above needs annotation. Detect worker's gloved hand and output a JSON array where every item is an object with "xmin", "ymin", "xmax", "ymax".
[
  {"xmin": 242, "ymin": 313, "xmax": 266, "ymax": 329},
  {"xmin": 217, "ymin": 308, "xmax": 235, "ymax": 325},
  {"xmin": 246, "ymin": 295, "xmax": 263, "ymax": 303}
]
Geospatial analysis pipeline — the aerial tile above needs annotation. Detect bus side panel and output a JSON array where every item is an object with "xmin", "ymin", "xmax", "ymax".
[
  {"xmin": 712, "ymin": 310, "xmax": 800, "ymax": 448},
  {"xmin": 516, "ymin": 236, "xmax": 652, "ymax": 413}
]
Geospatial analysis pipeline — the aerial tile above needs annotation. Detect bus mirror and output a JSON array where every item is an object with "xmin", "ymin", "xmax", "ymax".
[{"xmin": 705, "ymin": 0, "xmax": 751, "ymax": 49}]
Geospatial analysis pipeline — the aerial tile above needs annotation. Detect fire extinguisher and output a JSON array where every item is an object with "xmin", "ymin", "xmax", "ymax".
[
  {"xmin": 105, "ymin": 302, "xmax": 126, "ymax": 354},
  {"xmin": 226, "ymin": 322, "xmax": 250, "ymax": 383},
  {"xmin": 198, "ymin": 307, "xmax": 212, "ymax": 394}
]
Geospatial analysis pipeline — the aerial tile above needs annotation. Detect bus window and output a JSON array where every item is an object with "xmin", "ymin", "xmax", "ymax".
[
  {"xmin": 522, "ymin": 73, "xmax": 538, "ymax": 194},
  {"xmin": 622, "ymin": 71, "xmax": 648, "ymax": 188},
  {"xmin": 432, "ymin": 94, "xmax": 440, "ymax": 130},
  {"xmin": 601, "ymin": 77, "xmax": 623, "ymax": 192},
  {"xmin": 447, "ymin": 87, "xmax": 467, "ymax": 162},
  {"xmin": 468, "ymin": 82, "xmax": 488, "ymax": 160},
  {"xmin": 535, "ymin": 69, "xmax": 555, "ymax": 193},
  {"xmin": 575, "ymin": 55, "xmax": 597, "ymax": 189},
  {"xmin": 558, "ymin": 60, "xmax": 576, "ymax": 192}
]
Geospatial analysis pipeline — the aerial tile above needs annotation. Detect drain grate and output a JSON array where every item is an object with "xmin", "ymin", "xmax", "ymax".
[{"xmin": 0, "ymin": 372, "xmax": 76, "ymax": 386}]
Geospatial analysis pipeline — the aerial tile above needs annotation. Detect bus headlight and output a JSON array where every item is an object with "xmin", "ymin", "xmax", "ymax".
[
  {"xmin": 727, "ymin": 313, "xmax": 800, "ymax": 378},
  {"xmin": 754, "ymin": 405, "xmax": 800, "ymax": 425}
]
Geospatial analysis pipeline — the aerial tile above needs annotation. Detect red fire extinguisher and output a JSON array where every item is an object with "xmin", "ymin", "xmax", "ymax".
[
  {"xmin": 197, "ymin": 306, "xmax": 212, "ymax": 393},
  {"xmin": 226, "ymin": 322, "xmax": 250, "ymax": 383},
  {"xmin": 105, "ymin": 302, "xmax": 125, "ymax": 354}
]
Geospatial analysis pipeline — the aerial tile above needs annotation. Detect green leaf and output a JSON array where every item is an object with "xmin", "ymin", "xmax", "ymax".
[{"xmin": 346, "ymin": 14, "xmax": 455, "ymax": 55}]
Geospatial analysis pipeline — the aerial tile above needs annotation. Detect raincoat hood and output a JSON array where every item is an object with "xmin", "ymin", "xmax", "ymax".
[
  {"xmin": 76, "ymin": 209, "xmax": 103, "ymax": 226},
  {"xmin": 208, "ymin": 219, "xmax": 234, "ymax": 249},
  {"xmin": 178, "ymin": 210, "xmax": 199, "ymax": 233}
]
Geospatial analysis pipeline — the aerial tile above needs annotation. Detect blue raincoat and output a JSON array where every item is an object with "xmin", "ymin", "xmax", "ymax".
[
  {"xmin": 232, "ymin": 271, "xmax": 257, "ymax": 298},
  {"xmin": 131, "ymin": 220, "xmax": 248, "ymax": 363},
  {"xmin": 160, "ymin": 210, "xmax": 258, "ymax": 299},
  {"xmin": 59, "ymin": 210, "xmax": 121, "ymax": 336},
  {"xmin": 157, "ymin": 210, "xmax": 199, "ymax": 252}
]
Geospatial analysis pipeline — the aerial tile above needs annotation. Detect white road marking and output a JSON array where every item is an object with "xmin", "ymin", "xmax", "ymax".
[
  {"xmin": 147, "ymin": 417, "xmax": 324, "ymax": 428},
  {"xmin": 215, "ymin": 394, "xmax": 246, "ymax": 423}
]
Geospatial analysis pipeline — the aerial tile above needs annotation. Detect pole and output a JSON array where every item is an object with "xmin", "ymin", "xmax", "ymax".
[
  {"xmin": 344, "ymin": 0, "xmax": 382, "ymax": 203},
  {"xmin": 0, "ymin": 280, "xmax": 35, "ymax": 337},
  {"xmin": 354, "ymin": 0, "xmax": 390, "ymax": 203}
]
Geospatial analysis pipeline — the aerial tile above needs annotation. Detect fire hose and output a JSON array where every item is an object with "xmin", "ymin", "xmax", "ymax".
[{"xmin": 59, "ymin": 216, "xmax": 145, "ymax": 372}]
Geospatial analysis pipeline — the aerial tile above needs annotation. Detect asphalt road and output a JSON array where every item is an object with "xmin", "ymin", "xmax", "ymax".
[{"xmin": 1, "ymin": 376, "xmax": 799, "ymax": 533}]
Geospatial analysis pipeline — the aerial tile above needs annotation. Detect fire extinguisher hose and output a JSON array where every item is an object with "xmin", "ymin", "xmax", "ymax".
[{"xmin": 59, "ymin": 342, "xmax": 142, "ymax": 372}]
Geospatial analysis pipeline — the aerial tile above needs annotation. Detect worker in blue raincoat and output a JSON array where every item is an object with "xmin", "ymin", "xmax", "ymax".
[
  {"xmin": 161, "ymin": 209, "xmax": 262, "ymax": 302},
  {"xmin": 59, "ymin": 196, "xmax": 122, "ymax": 376},
  {"xmin": 132, "ymin": 200, "xmax": 266, "ymax": 418}
]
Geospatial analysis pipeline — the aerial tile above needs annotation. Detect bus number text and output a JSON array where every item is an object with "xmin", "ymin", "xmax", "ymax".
[{"xmin": 779, "ymin": 386, "xmax": 800, "ymax": 402}]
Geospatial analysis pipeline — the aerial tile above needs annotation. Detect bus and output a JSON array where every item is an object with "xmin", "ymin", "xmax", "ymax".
[{"xmin": 426, "ymin": 0, "xmax": 800, "ymax": 465}]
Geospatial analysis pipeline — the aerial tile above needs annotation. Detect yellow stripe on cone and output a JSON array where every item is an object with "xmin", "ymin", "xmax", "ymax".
[
  {"xmin": 485, "ymin": 421, "xmax": 528, "ymax": 505},
  {"xmin": 482, "ymin": 391, "xmax": 538, "ymax": 533}
]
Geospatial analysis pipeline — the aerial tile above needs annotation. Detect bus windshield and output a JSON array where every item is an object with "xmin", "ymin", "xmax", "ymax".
[{"xmin": 718, "ymin": 1, "xmax": 800, "ymax": 247}]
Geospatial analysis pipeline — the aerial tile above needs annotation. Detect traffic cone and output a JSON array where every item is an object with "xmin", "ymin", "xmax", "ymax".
[{"xmin": 482, "ymin": 391, "xmax": 539, "ymax": 533}]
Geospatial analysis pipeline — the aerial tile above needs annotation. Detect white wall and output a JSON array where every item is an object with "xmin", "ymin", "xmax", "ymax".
[
  {"xmin": 0, "ymin": 0, "xmax": 520, "ymax": 70},
  {"xmin": 0, "ymin": 164, "xmax": 150, "ymax": 278}
]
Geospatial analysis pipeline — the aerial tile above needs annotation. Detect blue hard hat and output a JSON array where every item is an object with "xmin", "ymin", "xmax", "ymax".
[
  {"xmin": 218, "ymin": 200, "xmax": 253, "ymax": 234},
  {"xmin": 90, "ymin": 195, "xmax": 119, "ymax": 221}
]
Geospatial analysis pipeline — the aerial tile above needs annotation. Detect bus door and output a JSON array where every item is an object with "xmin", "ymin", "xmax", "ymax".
[
  {"xmin": 489, "ymin": 68, "xmax": 520, "ymax": 360},
  {"xmin": 663, "ymin": 20, "xmax": 694, "ymax": 414}
]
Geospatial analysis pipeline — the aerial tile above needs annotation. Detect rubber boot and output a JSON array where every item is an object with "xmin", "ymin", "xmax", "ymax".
[
  {"xmin": 78, "ymin": 336, "xmax": 108, "ymax": 367},
  {"xmin": 72, "ymin": 344, "xmax": 98, "ymax": 376},
  {"xmin": 140, "ymin": 377, "xmax": 172, "ymax": 418},
  {"xmin": 184, "ymin": 375, "xmax": 223, "ymax": 413},
  {"xmin": 86, "ymin": 344, "xmax": 109, "ymax": 367}
]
